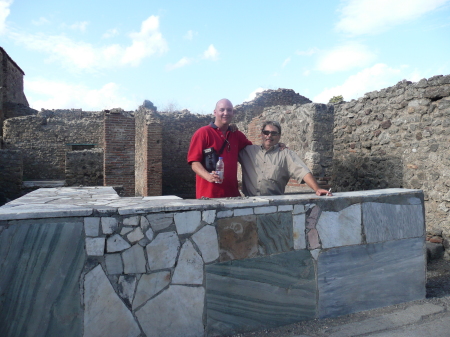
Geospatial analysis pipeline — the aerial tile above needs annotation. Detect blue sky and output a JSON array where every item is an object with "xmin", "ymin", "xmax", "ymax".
[{"xmin": 1, "ymin": 0, "xmax": 449, "ymax": 114}]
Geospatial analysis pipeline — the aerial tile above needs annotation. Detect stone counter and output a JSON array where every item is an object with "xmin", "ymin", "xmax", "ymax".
[{"xmin": 0, "ymin": 187, "xmax": 426, "ymax": 337}]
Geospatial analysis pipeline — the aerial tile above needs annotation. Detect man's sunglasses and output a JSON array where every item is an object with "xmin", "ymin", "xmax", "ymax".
[{"xmin": 262, "ymin": 130, "xmax": 280, "ymax": 136}]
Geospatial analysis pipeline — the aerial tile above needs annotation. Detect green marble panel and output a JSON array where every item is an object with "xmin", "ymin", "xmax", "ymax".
[
  {"xmin": 257, "ymin": 212, "xmax": 293, "ymax": 255},
  {"xmin": 205, "ymin": 250, "xmax": 316, "ymax": 336},
  {"xmin": 0, "ymin": 218, "xmax": 85, "ymax": 337}
]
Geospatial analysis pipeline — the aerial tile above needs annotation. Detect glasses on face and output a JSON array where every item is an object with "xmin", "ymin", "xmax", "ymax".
[{"xmin": 262, "ymin": 130, "xmax": 280, "ymax": 136}]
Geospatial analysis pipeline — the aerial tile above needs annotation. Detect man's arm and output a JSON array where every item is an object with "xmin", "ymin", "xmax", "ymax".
[
  {"xmin": 191, "ymin": 162, "xmax": 219, "ymax": 183},
  {"xmin": 303, "ymin": 173, "xmax": 332, "ymax": 196}
]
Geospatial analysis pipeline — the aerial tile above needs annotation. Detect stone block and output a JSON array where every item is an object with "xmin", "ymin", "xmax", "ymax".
[
  {"xmin": 146, "ymin": 231, "xmax": 180, "ymax": 270},
  {"xmin": 105, "ymin": 253, "xmax": 123, "ymax": 275},
  {"xmin": 254, "ymin": 206, "xmax": 277, "ymax": 214},
  {"xmin": 122, "ymin": 244, "xmax": 147, "ymax": 274},
  {"xmin": 192, "ymin": 225, "xmax": 219, "ymax": 263},
  {"xmin": 127, "ymin": 227, "xmax": 144, "ymax": 243},
  {"xmin": 84, "ymin": 265, "xmax": 140, "ymax": 337},
  {"xmin": 172, "ymin": 240, "xmax": 204, "ymax": 285},
  {"xmin": 202, "ymin": 210, "xmax": 216, "ymax": 224},
  {"xmin": 257, "ymin": 212, "xmax": 293, "ymax": 255},
  {"xmin": 363, "ymin": 202, "xmax": 424, "ymax": 243},
  {"xmin": 133, "ymin": 271, "xmax": 171, "ymax": 310},
  {"xmin": 317, "ymin": 238, "xmax": 426, "ymax": 318},
  {"xmin": 101, "ymin": 217, "xmax": 118, "ymax": 234},
  {"xmin": 84, "ymin": 217, "xmax": 100, "ymax": 236},
  {"xmin": 278, "ymin": 205, "xmax": 293, "ymax": 212},
  {"xmin": 123, "ymin": 216, "xmax": 140, "ymax": 226},
  {"xmin": 293, "ymin": 214, "xmax": 306, "ymax": 250},
  {"xmin": 135, "ymin": 285, "xmax": 205, "ymax": 337},
  {"xmin": 316, "ymin": 204, "xmax": 362, "ymax": 249},
  {"xmin": 206, "ymin": 250, "xmax": 316, "ymax": 336},
  {"xmin": 217, "ymin": 215, "xmax": 258, "ymax": 262},
  {"xmin": 234, "ymin": 208, "xmax": 253, "ymax": 216},
  {"xmin": 118, "ymin": 275, "xmax": 136, "ymax": 307},
  {"xmin": 174, "ymin": 211, "xmax": 201, "ymax": 235},
  {"xmin": 146, "ymin": 213, "xmax": 173, "ymax": 231},
  {"xmin": 107, "ymin": 234, "xmax": 131, "ymax": 253},
  {"xmin": 86, "ymin": 237, "xmax": 105, "ymax": 256},
  {"xmin": 217, "ymin": 210, "xmax": 233, "ymax": 218}
]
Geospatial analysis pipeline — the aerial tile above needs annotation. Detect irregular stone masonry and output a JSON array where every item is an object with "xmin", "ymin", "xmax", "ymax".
[
  {"xmin": 65, "ymin": 148, "xmax": 104, "ymax": 187},
  {"xmin": 0, "ymin": 149, "xmax": 22, "ymax": 204},
  {"xmin": 0, "ymin": 187, "xmax": 426, "ymax": 337},
  {"xmin": 332, "ymin": 74, "xmax": 450, "ymax": 237}
]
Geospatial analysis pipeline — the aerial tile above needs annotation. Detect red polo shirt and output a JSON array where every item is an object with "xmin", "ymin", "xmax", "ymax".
[{"xmin": 187, "ymin": 123, "xmax": 252, "ymax": 199}]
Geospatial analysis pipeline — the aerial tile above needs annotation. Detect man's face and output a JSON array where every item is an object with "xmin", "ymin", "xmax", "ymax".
[
  {"xmin": 214, "ymin": 100, "xmax": 234, "ymax": 126},
  {"xmin": 261, "ymin": 124, "xmax": 281, "ymax": 150}
]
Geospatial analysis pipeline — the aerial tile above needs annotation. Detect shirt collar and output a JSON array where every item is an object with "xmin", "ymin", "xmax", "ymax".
[
  {"xmin": 260, "ymin": 143, "xmax": 280, "ymax": 152},
  {"xmin": 209, "ymin": 122, "xmax": 231, "ymax": 131}
]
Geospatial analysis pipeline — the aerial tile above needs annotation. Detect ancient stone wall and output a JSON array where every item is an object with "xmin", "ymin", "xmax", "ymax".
[
  {"xmin": 65, "ymin": 149, "xmax": 104, "ymax": 187},
  {"xmin": 135, "ymin": 106, "xmax": 163, "ymax": 197},
  {"xmin": 2, "ymin": 109, "xmax": 104, "ymax": 179},
  {"xmin": 234, "ymin": 89, "xmax": 312, "ymax": 134},
  {"xmin": 158, "ymin": 111, "xmax": 212, "ymax": 198},
  {"xmin": 246, "ymin": 103, "xmax": 334, "ymax": 189},
  {"xmin": 332, "ymin": 74, "xmax": 450, "ymax": 234},
  {"xmin": 104, "ymin": 110, "xmax": 135, "ymax": 196},
  {"xmin": 0, "ymin": 149, "xmax": 23, "ymax": 205}
]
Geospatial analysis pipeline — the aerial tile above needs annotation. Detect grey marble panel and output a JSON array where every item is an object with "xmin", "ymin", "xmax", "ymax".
[
  {"xmin": 0, "ymin": 218, "xmax": 85, "ymax": 337},
  {"xmin": 363, "ymin": 202, "xmax": 424, "ymax": 243},
  {"xmin": 205, "ymin": 250, "xmax": 316, "ymax": 336},
  {"xmin": 318, "ymin": 237, "xmax": 426, "ymax": 318},
  {"xmin": 257, "ymin": 212, "xmax": 293, "ymax": 255}
]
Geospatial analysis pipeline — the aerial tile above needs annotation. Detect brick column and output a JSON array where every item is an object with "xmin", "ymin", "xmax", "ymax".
[
  {"xmin": 104, "ymin": 110, "xmax": 135, "ymax": 196},
  {"xmin": 135, "ymin": 108, "xmax": 162, "ymax": 196}
]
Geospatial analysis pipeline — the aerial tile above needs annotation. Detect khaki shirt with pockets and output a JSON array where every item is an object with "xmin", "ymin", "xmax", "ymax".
[{"xmin": 239, "ymin": 144, "xmax": 311, "ymax": 196}]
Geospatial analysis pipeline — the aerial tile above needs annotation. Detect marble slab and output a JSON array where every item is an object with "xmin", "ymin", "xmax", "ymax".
[
  {"xmin": 363, "ymin": 202, "xmax": 424, "ymax": 243},
  {"xmin": 317, "ymin": 237, "xmax": 426, "ymax": 318},
  {"xmin": 0, "ymin": 219, "xmax": 85, "ymax": 337},
  {"xmin": 257, "ymin": 212, "xmax": 293, "ymax": 255},
  {"xmin": 205, "ymin": 250, "xmax": 316, "ymax": 336}
]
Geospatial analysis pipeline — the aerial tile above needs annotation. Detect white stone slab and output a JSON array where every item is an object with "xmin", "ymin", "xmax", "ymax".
[
  {"xmin": 133, "ymin": 271, "xmax": 171, "ymax": 310},
  {"xmin": 135, "ymin": 285, "xmax": 205, "ymax": 337},
  {"xmin": 0, "ymin": 204, "xmax": 93, "ymax": 221},
  {"xmin": 278, "ymin": 205, "xmax": 293, "ymax": 212},
  {"xmin": 234, "ymin": 208, "xmax": 254, "ymax": 216},
  {"xmin": 127, "ymin": 227, "xmax": 145, "ymax": 243},
  {"xmin": 217, "ymin": 210, "xmax": 233, "ymax": 218},
  {"xmin": 192, "ymin": 225, "xmax": 219, "ymax": 263},
  {"xmin": 174, "ymin": 211, "xmax": 202, "ymax": 235},
  {"xmin": 123, "ymin": 216, "xmax": 140, "ymax": 227},
  {"xmin": 219, "ymin": 197, "xmax": 269, "ymax": 208},
  {"xmin": 105, "ymin": 253, "xmax": 123, "ymax": 275},
  {"xmin": 293, "ymin": 204, "xmax": 306, "ymax": 214},
  {"xmin": 172, "ymin": 240, "xmax": 204, "ymax": 285},
  {"xmin": 84, "ymin": 265, "xmax": 140, "ymax": 337},
  {"xmin": 101, "ymin": 217, "xmax": 118, "ymax": 234},
  {"xmin": 145, "ymin": 228, "xmax": 154, "ymax": 241},
  {"xmin": 84, "ymin": 217, "xmax": 100, "ymax": 237},
  {"xmin": 123, "ymin": 244, "xmax": 147, "ymax": 274},
  {"xmin": 86, "ymin": 237, "xmax": 105, "ymax": 256},
  {"xmin": 293, "ymin": 214, "xmax": 306, "ymax": 250},
  {"xmin": 140, "ymin": 216, "xmax": 150, "ymax": 231},
  {"xmin": 118, "ymin": 275, "xmax": 137, "ymax": 306},
  {"xmin": 146, "ymin": 231, "xmax": 180, "ymax": 270},
  {"xmin": 254, "ymin": 206, "xmax": 277, "ymax": 214},
  {"xmin": 146, "ymin": 213, "xmax": 173, "ymax": 231},
  {"xmin": 202, "ymin": 210, "xmax": 216, "ymax": 224},
  {"xmin": 316, "ymin": 204, "xmax": 362, "ymax": 249},
  {"xmin": 120, "ymin": 227, "xmax": 133, "ymax": 235},
  {"xmin": 107, "ymin": 234, "xmax": 131, "ymax": 253}
]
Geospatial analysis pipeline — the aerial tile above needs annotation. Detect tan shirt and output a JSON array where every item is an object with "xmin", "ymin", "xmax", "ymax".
[{"xmin": 239, "ymin": 144, "xmax": 311, "ymax": 196}]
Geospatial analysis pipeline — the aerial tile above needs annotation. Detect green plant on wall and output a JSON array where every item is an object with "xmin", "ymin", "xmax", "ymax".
[{"xmin": 329, "ymin": 95, "xmax": 344, "ymax": 103}]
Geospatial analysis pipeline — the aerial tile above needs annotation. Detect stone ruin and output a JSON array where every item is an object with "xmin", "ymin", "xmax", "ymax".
[{"xmin": 0, "ymin": 47, "xmax": 449, "ymax": 238}]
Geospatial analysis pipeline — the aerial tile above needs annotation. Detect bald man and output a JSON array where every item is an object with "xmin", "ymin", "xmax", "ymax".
[{"xmin": 187, "ymin": 99, "xmax": 252, "ymax": 198}]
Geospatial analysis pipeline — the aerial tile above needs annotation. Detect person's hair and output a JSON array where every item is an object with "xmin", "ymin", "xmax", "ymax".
[{"xmin": 261, "ymin": 121, "xmax": 281, "ymax": 134}]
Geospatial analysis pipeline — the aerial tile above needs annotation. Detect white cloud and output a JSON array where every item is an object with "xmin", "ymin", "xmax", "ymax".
[
  {"xmin": 203, "ymin": 44, "xmax": 219, "ymax": 61},
  {"xmin": 25, "ymin": 79, "xmax": 136, "ymax": 110},
  {"xmin": 32, "ymin": 17, "xmax": 50, "ymax": 26},
  {"xmin": 282, "ymin": 57, "xmax": 291, "ymax": 68},
  {"xmin": 166, "ymin": 57, "xmax": 192, "ymax": 71},
  {"xmin": 10, "ymin": 15, "xmax": 168, "ymax": 70},
  {"xmin": 69, "ymin": 21, "xmax": 88, "ymax": 32},
  {"xmin": 316, "ymin": 42, "xmax": 376, "ymax": 73},
  {"xmin": 184, "ymin": 30, "xmax": 196, "ymax": 40},
  {"xmin": 122, "ymin": 15, "xmax": 169, "ymax": 66},
  {"xmin": 0, "ymin": 0, "xmax": 12, "ymax": 34},
  {"xmin": 313, "ymin": 63, "xmax": 405, "ymax": 103},
  {"xmin": 103, "ymin": 28, "xmax": 118, "ymax": 38},
  {"xmin": 244, "ymin": 87, "xmax": 266, "ymax": 102},
  {"xmin": 296, "ymin": 47, "xmax": 319, "ymax": 56},
  {"xmin": 336, "ymin": 0, "xmax": 450, "ymax": 36}
]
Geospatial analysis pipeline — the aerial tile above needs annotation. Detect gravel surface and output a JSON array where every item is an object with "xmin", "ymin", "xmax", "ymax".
[{"xmin": 227, "ymin": 259, "xmax": 450, "ymax": 337}]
